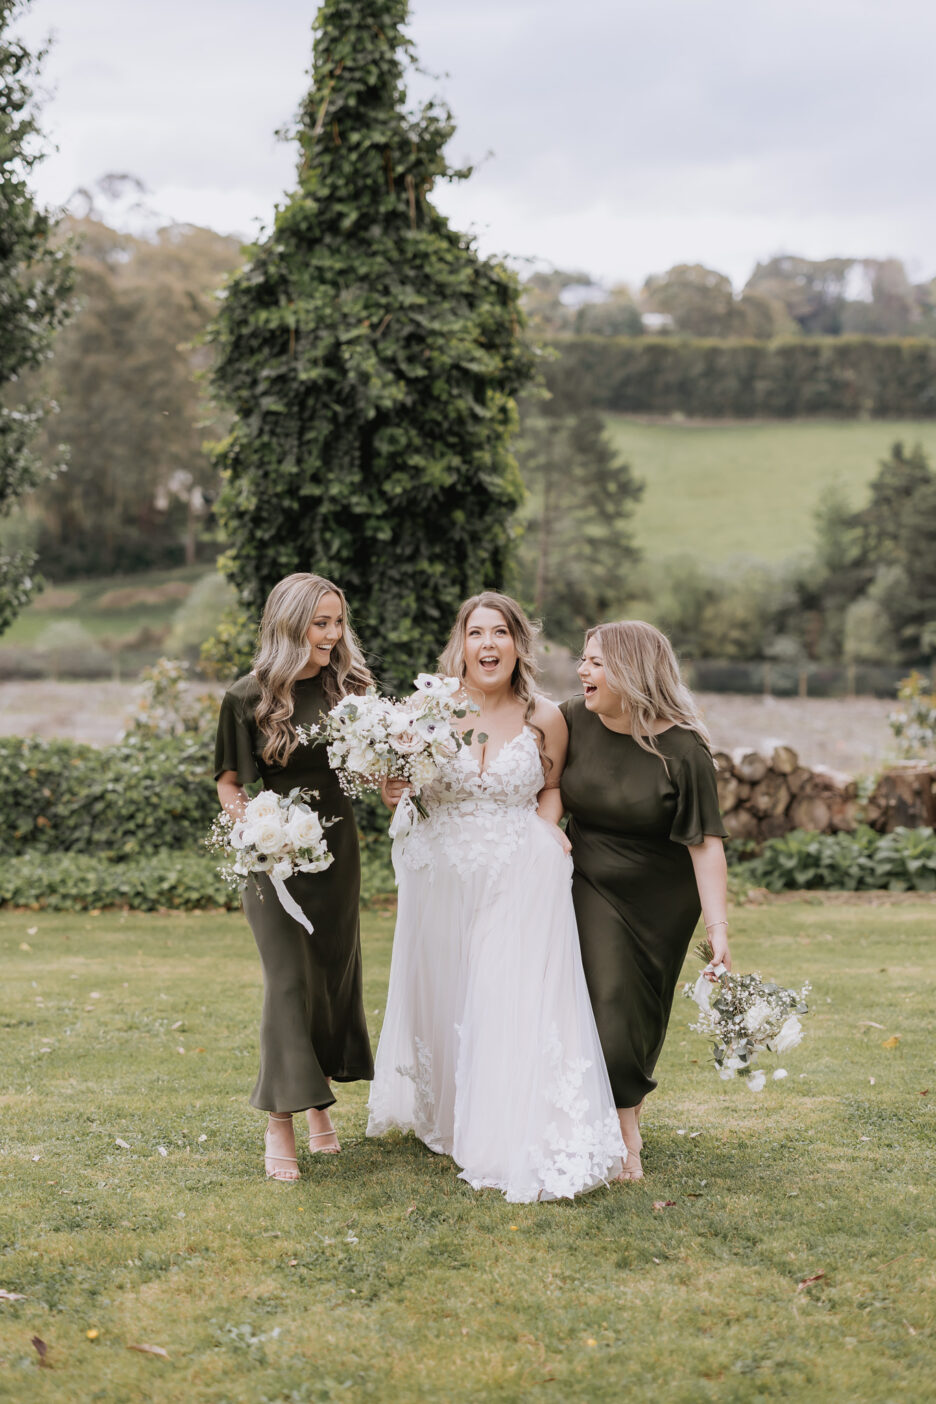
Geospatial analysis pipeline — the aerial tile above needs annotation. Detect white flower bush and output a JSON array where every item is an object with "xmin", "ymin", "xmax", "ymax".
[
  {"xmin": 685, "ymin": 941, "xmax": 810, "ymax": 1091},
  {"xmin": 297, "ymin": 676, "xmax": 479, "ymax": 819}
]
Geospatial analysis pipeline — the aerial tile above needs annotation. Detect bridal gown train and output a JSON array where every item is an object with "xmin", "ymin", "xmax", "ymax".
[{"xmin": 366, "ymin": 727, "xmax": 625, "ymax": 1202}]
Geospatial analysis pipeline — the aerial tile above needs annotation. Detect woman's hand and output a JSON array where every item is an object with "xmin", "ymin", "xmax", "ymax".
[
  {"xmin": 704, "ymin": 922, "xmax": 732, "ymax": 979},
  {"xmin": 381, "ymin": 776, "xmax": 410, "ymax": 810},
  {"xmin": 539, "ymin": 818, "xmax": 572, "ymax": 856}
]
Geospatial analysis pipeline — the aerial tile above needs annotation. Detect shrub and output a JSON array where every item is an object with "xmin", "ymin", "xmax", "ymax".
[
  {"xmin": 889, "ymin": 672, "xmax": 936, "ymax": 760},
  {"xmin": 737, "ymin": 825, "xmax": 936, "ymax": 892},
  {"xmin": 0, "ymin": 734, "xmax": 218, "ymax": 857},
  {"xmin": 0, "ymin": 841, "xmax": 396, "ymax": 912}
]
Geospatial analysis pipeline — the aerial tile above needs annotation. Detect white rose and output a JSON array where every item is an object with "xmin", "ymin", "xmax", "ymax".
[
  {"xmin": 745, "ymin": 1069, "xmax": 766, "ymax": 1092},
  {"xmin": 346, "ymin": 744, "xmax": 378, "ymax": 774},
  {"xmin": 409, "ymin": 752, "xmax": 439, "ymax": 788},
  {"xmin": 229, "ymin": 821, "xmax": 249, "ymax": 850},
  {"xmin": 251, "ymin": 818, "xmax": 288, "ymax": 855},
  {"xmin": 246, "ymin": 791, "xmax": 281, "ymax": 820},
  {"xmin": 744, "ymin": 999, "xmax": 772, "ymax": 1035},
  {"xmin": 770, "ymin": 1015, "xmax": 803, "ymax": 1054},
  {"xmin": 388, "ymin": 729, "xmax": 423, "ymax": 756},
  {"xmin": 287, "ymin": 811, "xmax": 324, "ymax": 848},
  {"xmin": 272, "ymin": 859, "xmax": 293, "ymax": 881}
]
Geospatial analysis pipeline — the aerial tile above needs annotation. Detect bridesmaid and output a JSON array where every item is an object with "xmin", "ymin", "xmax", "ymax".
[
  {"xmin": 558, "ymin": 620, "xmax": 730, "ymax": 1180},
  {"xmin": 214, "ymin": 573, "xmax": 375, "ymax": 1181}
]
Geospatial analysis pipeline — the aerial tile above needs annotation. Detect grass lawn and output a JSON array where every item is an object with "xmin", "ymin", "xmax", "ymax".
[
  {"xmin": 0, "ymin": 564, "xmax": 208, "ymax": 648},
  {"xmin": 604, "ymin": 416, "xmax": 936, "ymax": 563},
  {"xmin": 1, "ymin": 904, "xmax": 934, "ymax": 1402}
]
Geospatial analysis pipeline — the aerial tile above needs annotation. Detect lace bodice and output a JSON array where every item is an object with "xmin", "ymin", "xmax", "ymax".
[{"xmin": 398, "ymin": 727, "xmax": 544, "ymax": 879}]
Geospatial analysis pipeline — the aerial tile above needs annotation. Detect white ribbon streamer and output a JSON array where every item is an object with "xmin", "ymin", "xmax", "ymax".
[
  {"xmin": 270, "ymin": 875, "xmax": 314, "ymax": 934},
  {"xmin": 388, "ymin": 791, "xmax": 418, "ymax": 840}
]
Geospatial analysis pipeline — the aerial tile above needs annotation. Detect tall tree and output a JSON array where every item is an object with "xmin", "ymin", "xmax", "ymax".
[
  {"xmin": 513, "ymin": 405, "xmax": 643, "ymax": 646},
  {"xmin": 0, "ymin": 0, "xmax": 73, "ymax": 630},
  {"xmin": 207, "ymin": 0, "xmax": 537, "ymax": 688}
]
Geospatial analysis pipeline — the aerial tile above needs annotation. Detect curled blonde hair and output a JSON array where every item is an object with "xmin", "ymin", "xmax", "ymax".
[
  {"xmin": 586, "ymin": 619, "xmax": 713, "ymax": 769},
  {"xmin": 254, "ymin": 573, "xmax": 373, "ymax": 767},
  {"xmin": 439, "ymin": 592, "xmax": 547, "ymax": 764}
]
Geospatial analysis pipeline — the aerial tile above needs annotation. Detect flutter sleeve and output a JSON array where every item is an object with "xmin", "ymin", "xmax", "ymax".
[
  {"xmin": 669, "ymin": 735, "xmax": 728, "ymax": 846},
  {"xmin": 214, "ymin": 689, "xmax": 261, "ymax": 784}
]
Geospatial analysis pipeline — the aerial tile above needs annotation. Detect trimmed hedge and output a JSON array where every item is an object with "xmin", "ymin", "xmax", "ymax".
[
  {"xmin": 1, "ymin": 735, "xmax": 217, "ymax": 857},
  {"xmin": 549, "ymin": 335, "xmax": 936, "ymax": 419},
  {"xmin": 738, "ymin": 826, "xmax": 936, "ymax": 893},
  {"xmin": 0, "ymin": 842, "xmax": 396, "ymax": 912}
]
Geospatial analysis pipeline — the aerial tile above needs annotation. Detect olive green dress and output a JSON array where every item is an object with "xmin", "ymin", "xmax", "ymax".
[
  {"xmin": 559, "ymin": 696, "xmax": 727, "ymax": 1109},
  {"xmin": 214, "ymin": 673, "xmax": 374, "ymax": 1114}
]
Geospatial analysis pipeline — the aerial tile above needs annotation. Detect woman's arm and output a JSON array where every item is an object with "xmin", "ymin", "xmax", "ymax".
[
  {"xmin": 688, "ymin": 835, "xmax": 731, "ymax": 973},
  {"xmin": 534, "ymin": 700, "xmax": 571, "ymax": 852},
  {"xmin": 217, "ymin": 770, "xmax": 248, "ymax": 819}
]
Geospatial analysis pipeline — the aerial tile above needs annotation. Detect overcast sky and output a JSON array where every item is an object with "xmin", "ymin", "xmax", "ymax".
[{"xmin": 16, "ymin": 0, "xmax": 936, "ymax": 290}]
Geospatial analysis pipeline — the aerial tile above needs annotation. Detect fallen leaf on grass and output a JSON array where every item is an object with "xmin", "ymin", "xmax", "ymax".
[
  {"xmin": 288, "ymin": 1259, "xmax": 298, "ymax": 1267},
  {"xmin": 157, "ymin": 1146, "xmax": 168, "ymax": 1157},
  {"xmin": 127, "ymin": 1343, "xmax": 169, "ymax": 1359},
  {"xmin": 686, "ymin": 1192, "xmax": 704, "ymax": 1198},
  {"xmin": 652, "ymin": 1201, "xmax": 676, "ymax": 1211},
  {"xmin": 858, "ymin": 1021, "xmax": 884, "ymax": 1029},
  {"xmin": 920, "ymin": 1089, "xmax": 929, "ymax": 1096},
  {"xmin": 115, "ymin": 1138, "xmax": 131, "ymax": 1150},
  {"xmin": 905, "ymin": 1320, "xmax": 917, "ymax": 1336},
  {"xmin": 31, "ymin": 1335, "xmax": 51, "ymax": 1367},
  {"xmin": 0, "ymin": 1289, "xmax": 26, "ymax": 1302},
  {"xmin": 797, "ymin": 1272, "xmax": 826, "ymax": 1291},
  {"xmin": 19, "ymin": 942, "xmax": 31, "ymax": 951},
  {"xmin": 197, "ymin": 1134, "xmax": 207, "ymax": 1143},
  {"xmin": 881, "ymin": 1035, "xmax": 901, "ymax": 1049},
  {"xmin": 86, "ymin": 1329, "xmax": 99, "ymax": 1341},
  {"xmin": 171, "ymin": 1021, "xmax": 184, "ymax": 1030},
  {"xmin": 26, "ymin": 926, "xmax": 38, "ymax": 935}
]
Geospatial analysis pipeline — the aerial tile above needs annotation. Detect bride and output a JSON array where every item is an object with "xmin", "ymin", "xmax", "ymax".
[{"xmin": 366, "ymin": 593, "xmax": 625, "ymax": 1201}]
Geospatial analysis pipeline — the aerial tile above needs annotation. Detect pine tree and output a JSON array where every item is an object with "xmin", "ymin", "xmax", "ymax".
[
  {"xmin": 207, "ymin": 0, "xmax": 537, "ymax": 687},
  {"xmin": 0, "ymin": 0, "xmax": 73, "ymax": 630}
]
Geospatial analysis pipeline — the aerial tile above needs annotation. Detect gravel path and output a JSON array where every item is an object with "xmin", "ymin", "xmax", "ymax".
[{"xmin": 0, "ymin": 679, "xmax": 897, "ymax": 775}]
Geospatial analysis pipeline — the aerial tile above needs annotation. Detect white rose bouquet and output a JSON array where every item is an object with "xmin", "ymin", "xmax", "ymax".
[
  {"xmin": 684, "ymin": 938, "xmax": 810, "ymax": 1090},
  {"xmin": 206, "ymin": 787, "xmax": 335, "ymax": 933},
  {"xmin": 297, "ymin": 675, "xmax": 482, "ymax": 830}
]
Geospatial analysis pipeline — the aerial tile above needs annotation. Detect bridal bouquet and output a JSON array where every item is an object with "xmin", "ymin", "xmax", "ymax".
[
  {"xmin": 297, "ymin": 675, "xmax": 480, "ymax": 828},
  {"xmin": 207, "ymin": 787, "xmax": 335, "ymax": 933},
  {"xmin": 685, "ymin": 939, "xmax": 810, "ymax": 1090}
]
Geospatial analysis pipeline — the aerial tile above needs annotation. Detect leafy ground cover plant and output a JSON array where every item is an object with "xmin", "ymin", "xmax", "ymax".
[{"xmin": 739, "ymin": 824, "xmax": 936, "ymax": 892}]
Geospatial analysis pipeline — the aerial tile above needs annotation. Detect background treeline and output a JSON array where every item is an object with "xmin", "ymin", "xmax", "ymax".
[
  {"xmin": 10, "ymin": 211, "xmax": 241, "ymax": 579},
  {"xmin": 527, "ymin": 256, "xmax": 936, "ymax": 340}
]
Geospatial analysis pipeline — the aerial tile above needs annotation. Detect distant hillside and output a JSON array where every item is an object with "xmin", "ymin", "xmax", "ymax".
[{"xmin": 603, "ymin": 416, "xmax": 936, "ymax": 563}]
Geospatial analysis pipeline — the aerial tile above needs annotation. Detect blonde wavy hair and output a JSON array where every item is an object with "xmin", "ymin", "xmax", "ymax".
[
  {"xmin": 254, "ymin": 573, "xmax": 373, "ymax": 767},
  {"xmin": 439, "ymin": 592, "xmax": 547, "ymax": 764},
  {"xmin": 586, "ymin": 619, "xmax": 714, "ymax": 769}
]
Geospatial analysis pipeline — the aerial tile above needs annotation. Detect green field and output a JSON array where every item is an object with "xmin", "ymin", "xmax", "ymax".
[
  {"xmin": 0, "ymin": 565, "xmax": 208, "ymax": 649},
  {"xmin": 604, "ymin": 417, "xmax": 936, "ymax": 563},
  {"xmin": 2, "ymin": 904, "xmax": 934, "ymax": 1401}
]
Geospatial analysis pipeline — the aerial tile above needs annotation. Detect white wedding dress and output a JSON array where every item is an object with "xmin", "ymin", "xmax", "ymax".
[{"xmin": 366, "ymin": 726, "xmax": 625, "ymax": 1202}]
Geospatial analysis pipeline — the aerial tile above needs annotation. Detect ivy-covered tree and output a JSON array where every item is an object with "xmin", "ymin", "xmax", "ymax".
[
  {"xmin": 0, "ymin": 0, "xmax": 73, "ymax": 631},
  {"xmin": 207, "ymin": 0, "xmax": 537, "ymax": 687}
]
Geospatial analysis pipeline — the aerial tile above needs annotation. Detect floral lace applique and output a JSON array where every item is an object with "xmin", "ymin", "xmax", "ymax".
[
  {"xmin": 528, "ymin": 1026, "xmax": 626, "ymax": 1200},
  {"xmin": 398, "ymin": 727, "xmax": 543, "ymax": 881}
]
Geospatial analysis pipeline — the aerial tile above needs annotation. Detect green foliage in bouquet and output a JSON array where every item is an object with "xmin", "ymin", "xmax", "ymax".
[
  {"xmin": 738, "ymin": 825, "xmax": 936, "ymax": 893},
  {"xmin": 205, "ymin": 0, "xmax": 538, "ymax": 687},
  {"xmin": 0, "ymin": 0, "xmax": 74, "ymax": 631}
]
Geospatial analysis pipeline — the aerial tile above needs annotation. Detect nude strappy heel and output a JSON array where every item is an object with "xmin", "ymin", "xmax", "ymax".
[{"xmin": 264, "ymin": 1113, "xmax": 300, "ymax": 1182}]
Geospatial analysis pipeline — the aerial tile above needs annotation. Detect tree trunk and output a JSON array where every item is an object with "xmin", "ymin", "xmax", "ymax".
[
  {"xmin": 722, "ymin": 807, "xmax": 761, "ymax": 841},
  {"xmin": 749, "ymin": 772, "xmax": 791, "ymax": 817},
  {"xmin": 716, "ymin": 771, "xmax": 742, "ymax": 813},
  {"xmin": 766, "ymin": 741, "xmax": 799, "ymax": 775}
]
